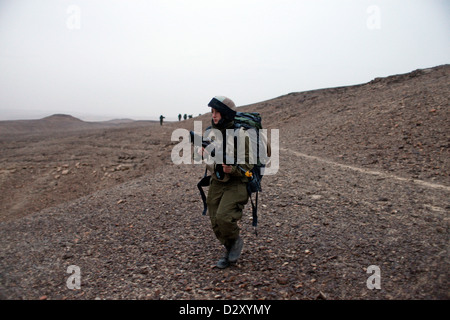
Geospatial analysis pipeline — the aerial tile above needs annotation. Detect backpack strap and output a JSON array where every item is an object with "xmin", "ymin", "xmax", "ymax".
[
  {"xmin": 197, "ymin": 168, "xmax": 211, "ymax": 216},
  {"xmin": 247, "ymin": 184, "xmax": 259, "ymax": 236}
]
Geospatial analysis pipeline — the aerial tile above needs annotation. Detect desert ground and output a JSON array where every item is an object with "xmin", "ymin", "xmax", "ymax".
[{"xmin": 0, "ymin": 65, "xmax": 448, "ymax": 300}]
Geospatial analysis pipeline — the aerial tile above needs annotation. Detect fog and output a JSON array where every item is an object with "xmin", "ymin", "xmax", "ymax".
[{"xmin": 0, "ymin": 0, "xmax": 449, "ymax": 121}]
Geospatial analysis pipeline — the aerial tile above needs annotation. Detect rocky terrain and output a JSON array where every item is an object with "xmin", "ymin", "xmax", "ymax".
[
  {"xmin": 0, "ymin": 117, "xmax": 164, "ymax": 222},
  {"xmin": 0, "ymin": 65, "xmax": 448, "ymax": 300}
]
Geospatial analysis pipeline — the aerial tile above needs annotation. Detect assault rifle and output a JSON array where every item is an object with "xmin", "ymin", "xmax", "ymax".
[
  {"xmin": 189, "ymin": 130, "xmax": 215, "ymax": 157},
  {"xmin": 189, "ymin": 130, "xmax": 253, "ymax": 181}
]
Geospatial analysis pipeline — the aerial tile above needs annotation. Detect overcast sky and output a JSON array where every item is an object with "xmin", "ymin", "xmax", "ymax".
[{"xmin": 0, "ymin": 0, "xmax": 449, "ymax": 121}]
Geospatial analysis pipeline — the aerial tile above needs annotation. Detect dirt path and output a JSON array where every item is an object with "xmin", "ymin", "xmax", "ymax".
[{"xmin": 282, "ymin": 148, "xmax": 450, "ymax": 192}]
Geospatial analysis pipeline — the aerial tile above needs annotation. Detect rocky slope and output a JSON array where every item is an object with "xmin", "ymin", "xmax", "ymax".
[{"xmin": 0, "ymin": 65, "xmax": 448, "ymax": 300}]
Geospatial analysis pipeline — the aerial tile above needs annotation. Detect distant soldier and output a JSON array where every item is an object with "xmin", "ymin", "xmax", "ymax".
[
  {"xmin": 159, "ymin": 115, "xmax": 165, "ymax": 125},
  {"xmin": 178, "ymin": 114, "xmax": 182, "ymax": 121},
  {"xmin": 183, "ymin": 114, "xmax": 187, "ymax": 120}
]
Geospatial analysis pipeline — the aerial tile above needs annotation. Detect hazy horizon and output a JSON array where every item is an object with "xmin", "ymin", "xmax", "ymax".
[
  {"xmin": 1, "ymin": 0, "xmax": 449, "ymax": 121},
  {"xmin": 0, "ymin": 63, "xmax": 447, "ymax": 122}
]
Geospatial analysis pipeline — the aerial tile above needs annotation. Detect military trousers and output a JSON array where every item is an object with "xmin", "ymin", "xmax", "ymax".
[{"xmin": 206, "ymin": 178, "xmax": 249, "ymax": 248}]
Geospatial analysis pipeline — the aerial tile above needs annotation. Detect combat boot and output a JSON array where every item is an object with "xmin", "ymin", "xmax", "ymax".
[
  {"xmin": 228, "ymin": 236, "xmax": 243, "ymax": 263},
  {"xmin": 216, "ymin": 247, "xmax": 230, "ymax": 269}
]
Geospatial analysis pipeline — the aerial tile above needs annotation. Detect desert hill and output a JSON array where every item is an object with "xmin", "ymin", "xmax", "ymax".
[
  {"xmin": 242, "ymin": 65, "xmax": 449, "ymax": 184},
  {"xmin": 0, "ymin": 114, "xmax": 91, "ymax": 135},
  {"xmin": 0, "ymin": 114, "xmax": 157, "ymax": 136},
  {"xmin": 0, "ymin": 65, "xmax": 448, "ymax": 300}
]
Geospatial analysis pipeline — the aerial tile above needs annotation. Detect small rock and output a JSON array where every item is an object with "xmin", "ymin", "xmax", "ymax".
[
  {"xmin": 63, "ymin": 253, "xmax": 74, "ymax": 260},
  {"xmin": 316, "ymin": 291, "xmax": 327, "ymax": 300},
  {"xmin": 276, "ymin": 277, "xmax": 288, "ymax": 285}
]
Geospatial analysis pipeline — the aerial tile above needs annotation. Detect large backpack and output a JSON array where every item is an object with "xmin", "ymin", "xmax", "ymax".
[
  {"xmin": 233, "ymin": 112, "xmax": 265, "ymax": 191},
  {"xmin": 197, "ymin": 112, "xmax": 268, "ymax": 234}
]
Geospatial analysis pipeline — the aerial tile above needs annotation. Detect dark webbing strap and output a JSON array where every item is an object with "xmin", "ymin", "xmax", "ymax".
[{"xmin": 197, "ymin": 169, "xmax": 211, "ymax": 216}]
